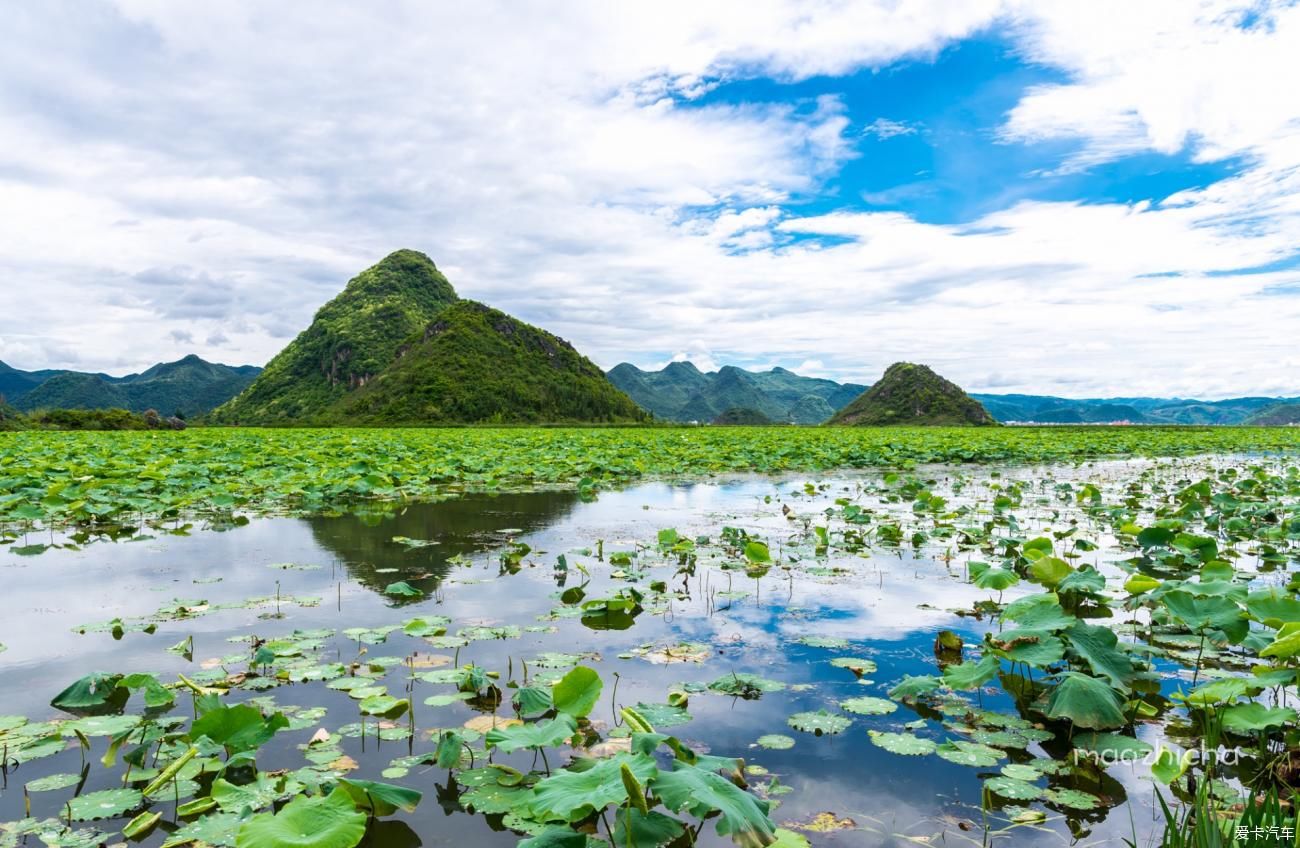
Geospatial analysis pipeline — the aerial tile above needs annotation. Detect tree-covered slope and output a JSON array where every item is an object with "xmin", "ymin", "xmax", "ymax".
[
  {"xmin": 211, "ymin": 250, "xmax": 457, "ymax": 423},
  {"xmin": 607, "ymin": 361, "xmax": 711, "ymax": 419},
  {"xmin": 712, "ymin": 407, "xmax": 773, "ymax": 425},
  {"xmin": 829, "ymin": 362, "xmax": 995, "ymax": 426},
  {"xmin": 333, "ymin": 301, "xmax": 645, "ymax": 424},
  {"xmin": 13, "ymin": 355, "xmax": 259, "ymax": 417},
  {"xmin": 608, "ymin": 362, "xmax": 865, "ymax": 423},
  {"xmin": 0, "ymin": 361, "xmax": 67, "ymax": 404},
  {"xmin": 1245, "ymin": 403, "xmax": 1300, "ymax": 425}
]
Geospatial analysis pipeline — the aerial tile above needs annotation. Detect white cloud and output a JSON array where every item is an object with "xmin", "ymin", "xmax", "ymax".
[
  {"xmin": 0, "ymin": 1, "xmax": 1296, "ymax": 397},
  {"xmin": 862, "ymin": 117, "xmax": 917, "ymax": 139}
]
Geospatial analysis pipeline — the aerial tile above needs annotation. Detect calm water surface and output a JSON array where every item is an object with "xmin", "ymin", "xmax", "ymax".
[{"xmin": 1, "ymin": 472, "xmax": 1171, "ymax": 847}]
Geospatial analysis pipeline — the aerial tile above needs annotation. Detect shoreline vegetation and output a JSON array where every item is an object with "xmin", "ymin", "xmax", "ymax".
[{"xmin": 2, "ymin": 425, "xmax": 1299, "ymax": 532}]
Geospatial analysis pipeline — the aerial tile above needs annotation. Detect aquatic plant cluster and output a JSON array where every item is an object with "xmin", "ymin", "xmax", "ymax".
[
  {"xmin": 2, "ymin": 426, "xmax": 1299, "ymax": 532},
  {"xmin": 4, "ymin": 431, "xmax": 1300, "ymax": 845}
]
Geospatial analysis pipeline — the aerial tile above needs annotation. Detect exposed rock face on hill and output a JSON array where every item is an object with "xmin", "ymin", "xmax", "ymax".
[{"xmin": 828, "ymin": 362, "xmax": 995, "ymax": 426}]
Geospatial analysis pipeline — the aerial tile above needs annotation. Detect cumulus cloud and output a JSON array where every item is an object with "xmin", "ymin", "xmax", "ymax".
[{"xmin": 0, "ymin": 1, "xmax": 1295, "ymax": 396}]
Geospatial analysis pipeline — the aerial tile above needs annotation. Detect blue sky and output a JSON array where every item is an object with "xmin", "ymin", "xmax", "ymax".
[{"xmin": 1, "ymin": 1, "xmax": 1298, "ymax": 397}]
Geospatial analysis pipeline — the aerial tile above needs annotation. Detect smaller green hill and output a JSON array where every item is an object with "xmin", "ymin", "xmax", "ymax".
[
  {"xmin": 1245, "ymin": 403, "xmax": 1300, "ymax": 426},
  {"xmin": 828, "ymin": 362, "xmax": 995, "ymax": 426},
  {"xmin": 712, "ymin": 407, "xmax": 773, "ymax": 425},
  {"xmin": 0, "ymin": 400, "xmax": 25, "ymax": 431},
  {"xmin": 334, "ymin": 301, "xmax": 646, "ymax": 425}
]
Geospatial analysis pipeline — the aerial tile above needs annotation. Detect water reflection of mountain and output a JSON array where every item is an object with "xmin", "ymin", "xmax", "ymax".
[{"xmin": 305, "ymin": 491, "xmax": 581, "ymax": 599}]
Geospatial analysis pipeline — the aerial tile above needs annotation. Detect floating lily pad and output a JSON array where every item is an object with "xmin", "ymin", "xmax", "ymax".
[
  {"xmin": 787, "ymin": 711, "xmax": 850, "ymax": 736},
  {"xmin": 756, "ymin": 734, "xmax": 796, "ymax": 750},
  {"xmin": 795, "ymin": 636, "xmax": 849, "ymax": 650},
  {"xmin": 839, "ymin": 696, "xmax": 896, "ymax": 716},
  {"xmin": 65, "ymin": 788, "xmax": 143, "ymax": 821},
  {"xmin": 1044, "ymin": 787, "xmax": 1103, "ymax": 810},
  {"xmin": 984, "ymin": 776, "xmax": 1043, "ymax": 800},
  {"xmin": 868, "ymin": 731, "xmax": 936, "ymax": 756},
  {"xmin": 935, "ymin": 740, "xmax": 1003, "ymax": 767}
]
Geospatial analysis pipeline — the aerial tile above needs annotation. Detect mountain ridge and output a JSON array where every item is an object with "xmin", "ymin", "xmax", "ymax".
[
  {"xmin": 3, "ymin": 354, "xmax": 261, "ymax": 417},
  {"xmin": 608, "ymin": 361, "xmax": 866, "ymax": 423}
]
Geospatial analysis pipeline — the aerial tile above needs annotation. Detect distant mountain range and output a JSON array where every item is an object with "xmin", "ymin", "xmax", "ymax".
[
  {"xmin": 608, "ymin": 361, "xmax": 865, "ymax": 424},
  {"xmin": 212, "ymin": 250, "xmax": 644, "ymax": 425},
  {"xmin": 970, "ymin": 394, "xmax": 1300, "ymax": 425},
  {"xmin": 0, "ymin": 354, "xmax": 261, "ymax": 417},
  {"xmin": 608, "ymin": 362, "xmax": 1298, "ymax": 425}
]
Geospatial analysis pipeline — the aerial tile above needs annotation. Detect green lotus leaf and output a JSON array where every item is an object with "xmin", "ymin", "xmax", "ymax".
[
  {"xmin": 1000, "ymin": 764, "xmax": 1041, "ymax": 781},
  {"xmin": 868, "ymin": 731, "xmax": 936, "ymax": 756},
  {"xmin": 708, "ymin": 672, "xmax": 786, "ymax": 698},
  {"xmin": 632, "ymin": 702, "xmax": 692, "ymax": 728},
  {"xmin": 612, "ymin": 808, "xmax": 686, "ymax": 847},
  {"xmin": 337, "ymin": 778, "xmax": 423, "ymax": 816},
  {"xmin": 1045, "ymin": 672, "xmax": 1126, "ymax": 729},
  {"xmin": 828, "ymin": 657, "xmax": 877, "ymax": 675},
  {"xmin": 1221, "ymin": 702, "xmax": 1297, "ymax": 734},
  {"xmin": 26, "ymin": 773, "xmax": 82, "ymax": 792},
  {"xmin": 984, "ymin": 776, "xmax": 1043, "ymax": 800},
  {"xmin": 974, "ymin": 566, "xmax": 1019, "ymax": 592},
  {"xmin": 513, "ymin": 685, "xmax": 553, "ymax": 717},
  {"xmin": 1028, "ymin": 557, "xmax": 1072, "ymax": 589},
  {"xmin": 65, "ymin": 788, "xmax": 142, "ymax": 821},
  {"xmin": 1064, "ymin": 622, "xmax": 1135, "ymax": 692},
  {"xmin": 358, "ymin": 695, "xmax": 410, "ymax": 719},
  {"xmin": 654, "ymin": 763, "xmax": 775, "ymax": 846},
  {"xmin": 1245, "ymin": 588, "xmax": 1300, "ymax": 629},
  {"xmin": 787, "ymin": 710, "xmax": 850, "ymax": 736},
  {"xmin": 942, "ymin": 654, "xmax": 1000, "ymax": 691},
  {"xmin": 1072, "ymin": 731, "xmax": 1153, "ymax": 759},
  {"xmin": 211, "ymin": 775, "xmax": 286, "ymax": 814},
  {"xmin": 486, "ymin": 715, "xmax": 578, "ymax": 753},
  {"xmin": 795, "ymin": 636, "xmax": 850, "ymax": 649},
  {"xmin": 189, "ymin": 703, "xmax": 289, "ymax": 754},
  {"xmin": 237, "ymin": 787, "xmax": 366, "ymax": 848},
  {"xmin": 756, "ymin": 734, "xmax": 795, "ymax": 750},
  {"xmin": 1001, "ymin": 593, "xmax": 1076, "ymax": 631},
  {"xmin": 987, "ymin": 628, "xmax": 1065, "ymax": 667},
  {"xmin": 839, "ymin": 696, "xmax": 896, "ymax": 716},
  {"xmin": 64, "ymin": 714, "xmax": 140, "ymax": 738},
  {"xmin": 530, "ymin": 753, "xmax": 658, "ymax": 822},
  {"xmin": 1163, "ymin": 591, "xmax": 1247, "ymax": 643},
  {"xmin": 552, "ymin": 665, "xmax": 602, "ymax": 718},
  {"xmin": 518, "ymin": 828, "xmax": 601, "ymax": 847},
  {"xmin": 383, "ymin": 581, "xmax": 423, "ymax": 598},
  {"xmin": 1044, "ymin": 787, "xmax": 1104, "ymax": 810},
  {"xmin": 161, "ymin": 812, "xmax": 243, "ymax": 847},
  {"xmin": 889, "ymin": 675, "xmax": 942, "ymax": 699},
  {"xmin": 50, "ymin": 673, "xmax": 127, "ymax": 716},
  {"xmin": 935, "ymin": 740, "xmax": 1003, "ymax": 767}
]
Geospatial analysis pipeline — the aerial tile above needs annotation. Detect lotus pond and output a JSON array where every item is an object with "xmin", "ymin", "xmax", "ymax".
[{"xmin": 3, "ymin": 435, "xmax": 1300, "ymax": 847}]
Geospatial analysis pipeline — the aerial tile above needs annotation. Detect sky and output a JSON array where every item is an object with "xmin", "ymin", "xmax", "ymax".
[{"xmin": 2, "ymin": 1, "xmax": 1299, "ymax": 398}]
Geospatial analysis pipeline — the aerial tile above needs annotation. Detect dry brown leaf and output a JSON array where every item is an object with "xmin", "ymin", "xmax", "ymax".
[{"xmin": 463, "ymin": 715, "xmax": 522, "ymax": 734}]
